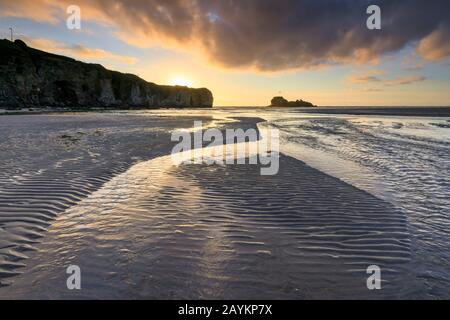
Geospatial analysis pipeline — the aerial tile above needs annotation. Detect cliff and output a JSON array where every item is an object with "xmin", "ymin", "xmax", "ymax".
[
  {"xmin": 270, "ymin": 96, "xmax": 316, "ymax": 108},
  {"xmin": 0, "ymin": 39, "xmax": 213, "ymax": 109}
]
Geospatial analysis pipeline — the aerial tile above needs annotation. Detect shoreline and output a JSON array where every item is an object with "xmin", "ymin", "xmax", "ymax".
[
  {"xmin": 0, "ymin": 106, "xmax": 215, "ymax": 116},
  {"xmin": 224, "ymin": 106, "xmax": 450, "ymax": 117},
  {"xmin": 2, "ymin": 106, "xmax": 450, "ymax": 118}
]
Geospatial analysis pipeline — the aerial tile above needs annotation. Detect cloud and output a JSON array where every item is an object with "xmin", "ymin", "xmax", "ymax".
[
  {"xmin": 362, "ymin": 87, "xmax": 382, "ymax": 92},
  {"xmin": 69, "ymin": 45, "xmax": 137, "ymax": 64},
  {"xmin": 347, "ymin": 69, "xmax": 386, "ymax": 83},
  {"xmin": 25, "ymin": 37, "xmax": 137, "ymax": 64},
  {"xmin": 2, "ymin": 0, "xmax": 450, "ymax": 71},
  {"xmin": 0, "ymin": 0, "xmax": 61, "ymax": 24},
  {"xmin": 348, "ymin": 71, "xmax": 426, "ymax": 87},
  {"xmin": 417, "ymin": 24, "xmax": 450, "ymax": 61},
  {"xmin": 348, "ymin": 75, "xmax": 382, "ymax": 84},
  {"xmin": 385, "ymin": 76, "xmax": 427, "ymax": 86}
]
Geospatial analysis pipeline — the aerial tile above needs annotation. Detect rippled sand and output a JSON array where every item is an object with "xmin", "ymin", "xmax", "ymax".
[
  {"xmin": 0, "ymin": 113, "xmax": 216, "ymax": 288},
  {"xmin": 265, "ymin": 113, "xmax": 450, "ymax": 298},
  {"xmin": 2, "ymin": 155, "xmax": 413, "ymax": 298},
  {"xmin": 0, "ymin": 110, "xmax": 441, "ymax": 299}
]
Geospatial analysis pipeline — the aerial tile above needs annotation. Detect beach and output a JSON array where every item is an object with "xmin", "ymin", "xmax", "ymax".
[{"xmin": 0, "ymin": 108, "xmax": 449, "ymax": 299}]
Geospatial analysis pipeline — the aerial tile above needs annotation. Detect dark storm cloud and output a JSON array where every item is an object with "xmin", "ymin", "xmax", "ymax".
[
  {"xmin": 94, "ymin": 0, "xmax": 450, "ymax": 70},
  {"xmin": 3, "ymin": 0, "xmax": 450, "ymax": 70}
]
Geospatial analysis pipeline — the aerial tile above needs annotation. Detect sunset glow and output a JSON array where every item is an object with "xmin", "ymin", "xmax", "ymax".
[
  {"xmin": 1, "ymin": 0, "xmax": 450, "ymax": 302},
  {"xmin": 169, "ymin": 76, "xmax": 194, "ymax": 88},
  {"xmin": 0, "ymin": 0, "xmax": 449, "ymax": 106}
]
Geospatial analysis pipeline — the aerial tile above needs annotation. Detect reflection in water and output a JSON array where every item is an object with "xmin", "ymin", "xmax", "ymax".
[
  {"xmin": 147, "ymin": 108, "xmax": 450, "ymax": 298},
  {"xmin": 262, "ymin": 113, "xmax": 450, "ymax": 298},
  {"xmin": 4, "ymin": 154, "xmax": 413, "ymax": 299},
  {"xmin": 0, "ymin": 108, "xmax": 449, "ymax": 299}
]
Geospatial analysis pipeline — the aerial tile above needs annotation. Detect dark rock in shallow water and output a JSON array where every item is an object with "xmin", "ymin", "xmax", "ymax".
[
  {"xmin": 270, "ymin": 96, "xmax": 316, "ymax": 108},
  {"xmin": 0, "ymin": 39, "xmax": 213, "ymax": 109}
]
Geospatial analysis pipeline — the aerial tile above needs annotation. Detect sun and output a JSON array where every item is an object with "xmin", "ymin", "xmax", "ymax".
[{"xmin": 169, "ymin": 76, "xmax": 194, "ymax": 87}]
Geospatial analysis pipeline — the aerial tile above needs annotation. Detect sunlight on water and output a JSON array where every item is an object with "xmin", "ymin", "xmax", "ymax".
[
  {"xmin": 259, "ymin": 111, "xmax": 450, "ymax": 298},
  {"xmin": 145, "ymin": 108, "xmax": 450, "ymax": 297},
  {"xmin": 1, "ymin": 109, "xmax": 449, "ymax": 298}
]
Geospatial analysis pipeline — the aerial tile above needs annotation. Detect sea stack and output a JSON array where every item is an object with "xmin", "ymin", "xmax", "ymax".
[{"xmin": 270, "ymin": 96, "xmax": 316, "ymax": 108}]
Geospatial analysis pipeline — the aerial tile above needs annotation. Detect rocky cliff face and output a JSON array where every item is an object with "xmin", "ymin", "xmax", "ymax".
[{"xmin": 0, "ymin": 40, "xmax": 213, "ymax": 109}]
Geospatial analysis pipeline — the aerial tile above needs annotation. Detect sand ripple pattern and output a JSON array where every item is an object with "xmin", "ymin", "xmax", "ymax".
[
  {"xmin": 2, "ymin": 154, "xmax": 413, "ymax": 299},
  {"xmin": 268, "ymin": 114, "xmax": 450, "ymax": 298},
  {"xmin": 0, "ymin": 114, "xmax": 206, "ymax": 287}
]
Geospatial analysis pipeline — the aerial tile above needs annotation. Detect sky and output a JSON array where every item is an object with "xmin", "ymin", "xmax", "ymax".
[{"xmin": 0, "ymin": 0, "xmax": 449, "ymax": 106}]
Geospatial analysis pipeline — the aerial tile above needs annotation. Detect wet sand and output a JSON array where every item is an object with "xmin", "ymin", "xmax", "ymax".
[
  {"xmin": 0, "ymin": 112, "xmax": 417, "ymax": 299},
  {"xmin": 0, "ymin": 113, "xmax": 212, "ymax": 285},
  {"xmin": 2, "ymin": 156, "xmax": 415, "ymax": 299}
]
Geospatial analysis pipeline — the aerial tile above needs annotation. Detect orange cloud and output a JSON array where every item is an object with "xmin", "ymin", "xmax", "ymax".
[
  {"xmin": 347, "ymin": 70, "xmax": 386, "ymax": 83},
  {"xmin": 417, "ymin": 25, "xmax": 450, "ymax": 61},
  {"xmin": 362, "ymin": 87, "xmax": 383, "ymax": 92},
  {"xmin": 0, "ymin": 0, "xmax": 62, "ymax": 24},
  {"xmin": 348, "ymin": 70, "xmax": 426, "ymax": 87},
  {"xmin": 347, "ymin": 75, "xmax": 382, "ymax": 84},
  {"xmin": 385, "ymin": 76, "xmax": 427, "ymax": 86},
  {"xmin": 26, "ymin": 37, "xmax": 137, "ymax": 65}
]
